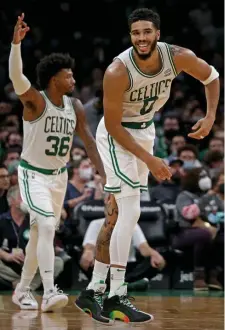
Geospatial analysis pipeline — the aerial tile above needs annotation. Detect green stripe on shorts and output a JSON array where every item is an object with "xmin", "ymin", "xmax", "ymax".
[
  {"xmin": 108, "ymin": 134, "xmax": 140, "ymax": 189},
  {"xmin": 104, "ymin": 186, "xmax": 121, "ymax": 193},
  {"xmin": 23, "ymin": 170, "xmax": 54, "ymax": 217}
]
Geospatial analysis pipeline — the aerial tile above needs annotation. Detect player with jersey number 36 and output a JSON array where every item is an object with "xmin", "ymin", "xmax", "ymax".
[
  {"xmin": 8, "ymin": 13, "xmax": 106, "ymax": 312},
  {"xmin": 76, "ymin": 8, "xmax": 220, "ymax": 325}
]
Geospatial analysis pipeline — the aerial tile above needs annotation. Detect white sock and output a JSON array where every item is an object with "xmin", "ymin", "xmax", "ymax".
[
  {"xmin": 18, "ymin": 225, "xmax": 39, "ymax": 292},
  {"xmin": 36, "ymin": 219, "xmax": 56, "ymax": 295},
  {"xmin": 110, "ymin": 195, "xmax": 140, "ymax": 266},
  {"xmin": 87, "ymin": 260, "xmax": 110, "ymax": 290},
  {"xmin": 109, "ymin": 267, "xmax": 126, "ymax": 298}
]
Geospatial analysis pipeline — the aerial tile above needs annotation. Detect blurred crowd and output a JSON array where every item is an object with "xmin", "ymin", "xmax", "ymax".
[{"xmin": 0, "ymin": 0, "xmax": 224, "ymax": 291}]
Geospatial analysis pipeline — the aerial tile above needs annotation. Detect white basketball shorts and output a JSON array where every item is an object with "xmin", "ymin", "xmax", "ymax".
[
  {"xmin": 18, "ymin": 161, "xmax": 68, "ymax": 226},
  {"xmin": 96, "ymin": 118, "xmax": 155, "ymax": 198}
]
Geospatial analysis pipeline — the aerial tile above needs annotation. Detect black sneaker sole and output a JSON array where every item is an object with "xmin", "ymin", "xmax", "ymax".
[
  {"xmin": 74, "ymin": 302, "xmax": 114, "ymax": 325},
  {"xmin": 102, "ymin": 310, "xmax": 154, "ymax": 324}
]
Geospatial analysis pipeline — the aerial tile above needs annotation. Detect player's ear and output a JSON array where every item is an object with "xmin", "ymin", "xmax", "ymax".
[{"xmin": 157, "ymin": 30, "xmax": 160, "ymax": 40}]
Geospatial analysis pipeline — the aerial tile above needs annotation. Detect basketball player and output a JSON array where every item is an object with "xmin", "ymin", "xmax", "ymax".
[
  {"xmin": 75, "ymin": 8, "xmax": 220, "ymax": 324},
  {"xmin": 9, "ymin": 13, "xmax": 106, "ymax": 312}
]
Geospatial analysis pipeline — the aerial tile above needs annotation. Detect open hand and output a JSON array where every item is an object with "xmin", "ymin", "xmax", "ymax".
[
  {"xmin": 146, "ymin": 156, "xmax": 172, "ymax": 181},
  {"xmin": 188, "ymin": 116, "xmax": 215, "ymax": 140},
  {"xmin": 12, "ymin": 13, "xmax": 30, "ymax": 44}
]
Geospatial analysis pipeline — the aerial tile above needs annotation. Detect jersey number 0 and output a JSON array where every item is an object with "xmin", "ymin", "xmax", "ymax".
[{"xmin": 140, "ymin": 96, "xmax": 159, "ymax": 115}]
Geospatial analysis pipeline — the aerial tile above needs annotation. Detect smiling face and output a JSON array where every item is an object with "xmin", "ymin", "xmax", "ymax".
[{"xmin": 130, "ymin": 20, "xmax": 160, "ymax": 60}]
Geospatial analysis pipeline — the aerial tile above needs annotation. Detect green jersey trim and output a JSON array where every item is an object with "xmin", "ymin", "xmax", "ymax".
[
  {"xmin": 20, "ymin": 159, "xmax": 67, "ymax": 175},
  {"xmin": 129, "ymin": 46, "xmax": 164, "ymax": 78}
]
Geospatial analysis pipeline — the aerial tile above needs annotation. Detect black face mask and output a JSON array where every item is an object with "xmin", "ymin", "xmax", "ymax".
[
  {"xmin": 219, "ymin": 183, "xmax": 224, "ymax": 194},
  {"xmin": 164, "ymin": 129, "xmax": 180, "ymax": 140},
  {"xmin": 171, "ymin": 173, "xmax": 181, "ymax": 184}
]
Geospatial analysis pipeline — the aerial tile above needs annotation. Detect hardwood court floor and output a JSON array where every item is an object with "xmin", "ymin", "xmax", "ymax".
[{"xmin": 0, "ymin": 291, "xmax": 223, "ymax": 330}]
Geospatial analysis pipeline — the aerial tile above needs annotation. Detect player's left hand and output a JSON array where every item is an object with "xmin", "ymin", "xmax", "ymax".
[{"xmin": 188, "ymin": 116, "xmax": 215, "ymax": 140}]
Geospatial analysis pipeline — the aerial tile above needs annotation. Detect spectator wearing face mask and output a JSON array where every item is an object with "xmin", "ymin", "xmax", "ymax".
[
  {"xmin": 155, "ymin": 115, "xmax": 181, "ymax": 158},
  {"xmin": 149, "ymin": 158, "xmax": 183, "ymax": 204},
  {"xmin": 177, "ymin": 144, "xmax": 202, "ymax": 170},
  {"xmin": 199, "ymin": 171, "xmax": 224, "ymax": 226},
  {"xmin": 70, "ymin": 145, "xmax": 87, "ymax": 163},
  {"xmin": 174, "ymin": 168, "xmax": 223, "ymax": 291},
  {"xmin": 64, "ymin": 158, "xmax": 102, "ymax": 221},
  {"xmin": 203, "ymin": 150, "xmax": 224, "ymax": 179}
]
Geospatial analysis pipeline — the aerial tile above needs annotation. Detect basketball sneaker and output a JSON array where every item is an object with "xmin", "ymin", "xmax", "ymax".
[
  {"xmin": 41, "ymin": 285, "xmax": 68, "ymax": 312},
  {"xmin": 12, "ymin": 285, "xmax": 38, "ymax": 310},
  {"xmin": 75, "ymin": 281, "xmax": 114, "ymax": 325},
  {"xmin": 101, "ymin": 283, "xmax": 154, "ymax": 324}
]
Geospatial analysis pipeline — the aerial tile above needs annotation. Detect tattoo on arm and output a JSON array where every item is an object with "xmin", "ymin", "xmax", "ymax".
[{"xmin": 170, "ymin": 45, "xmax": 183, "ymax": 57}]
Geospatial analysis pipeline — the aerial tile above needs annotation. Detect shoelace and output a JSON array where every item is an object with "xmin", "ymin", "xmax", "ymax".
[
  {"xmin": 93, "ymin": 292, "xmax": 104, "ymax": 309},
  {"xmin": 48, "ymin": 285, "xmax": 68, "ymax": 296},
  {"xmin": 23, "ymin": 288, "xmax": 35, "ymax": 301},
  {"xmin": 120, "ymin": 295, "xmax": 139, "ymax": 311}
]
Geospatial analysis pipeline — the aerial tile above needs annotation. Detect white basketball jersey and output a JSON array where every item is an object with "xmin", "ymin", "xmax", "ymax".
[
  {"xmin": 21, "ymin": 91, "xmax": 76, "ymax": 169},
  {"xmin": 115, "ymin": 42, "xmax": 177, "ymax": 123}
]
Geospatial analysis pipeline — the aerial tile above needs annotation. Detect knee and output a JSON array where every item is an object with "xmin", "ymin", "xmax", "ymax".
[{"xmin": 37, "ymin": 216, "xmax": 56, "ymax": 238}]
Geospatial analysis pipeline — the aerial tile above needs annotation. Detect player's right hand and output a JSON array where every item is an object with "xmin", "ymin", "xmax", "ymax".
[
  {"xmin": 146, "ymin": 156, "xmax": 172, "ymax": 181},
  {"xmin": 12, "ymin": 13, "xmax": 30, "ymax": 44}
]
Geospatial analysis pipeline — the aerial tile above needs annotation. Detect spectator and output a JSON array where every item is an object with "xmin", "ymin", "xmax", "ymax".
[
  {"xmin": 3, "ymin": 148, "xmax": 21, "ymax": 168},
  {"xmin": 5, "ymin": 132, "xmax": 23, "ymax": 150},
  {"xmin": 64, "ymin": 158, "xmax": 102, "ymax": 220},
  {"xmin": 84, "ymin": 88, "xmax": 104, "ymax": 138},
  {"xmin": 174, "ymin": 168, "xmax": 223, "ymax": 291},
  {"xmin": 0, "ymin": 185, "xmax": 64, "ymax": 290},
  {"xmin": 150, "ymin": 158, "xmax": 183, "ymax": 204},
  {"xmin": 204, "ymin": 150, "xmax": 224, "ymax": 179},
  {"xmin": 80, "ymin": 219, "xmax": 166, "ymax": 288},
  {"xmin": 7, "ymin": 160, "xmax": 19, "ymax": 187},
  {"xmin": 167, "ymin": 135, "xmax": 186, "ymax": 162},
  {"xmin": 155, "ymin": 116, "xmax": 181, "ymax": 158},
  {"xmin": 200, "ymin": 137, "xmax": 224, "ymax": 161},
  {"xmin": 177, "ymin": 144, "xmax": 202, "ymax": 169},
  {"xmin": 0, "ymin": 164, "xmax": 10, "ymax": 214},
  {"xmin": 70, "ymin": 145, "xmax": 87, "ymax": 163}
]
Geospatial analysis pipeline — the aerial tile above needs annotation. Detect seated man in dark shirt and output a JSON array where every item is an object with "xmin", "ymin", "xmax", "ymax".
[
  {"xmin": 0, "ymin": 164, "xmax": 10, "ymax": 214},
  {"xmin": 150, "ymin": 158, "xmax": 183, "ymax": 204},
  {"xmin": 0, "ymin": 185, "xmax": 64, "ymax": 290}
]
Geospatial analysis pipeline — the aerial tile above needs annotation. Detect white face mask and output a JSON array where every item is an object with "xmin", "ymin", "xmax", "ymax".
[
  {"xmin": 79, "ymin": 168, "xmax": 93, "ymax": 181},
  {"xmin": 198, "ymin": 176, "xmax": 212, "ymax": 191},
  {"xmin": 73, "ymin": 154, "xmax": 82, "ymax": 161}
]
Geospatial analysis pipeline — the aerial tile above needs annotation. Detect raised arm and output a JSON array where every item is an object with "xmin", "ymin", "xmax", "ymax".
[
  {"xmin": 103, "ymin": 59, "xmax": 171, "ymax": 181},
  {"xmin": 9, "ymin": 13, "xmax": 45, "ymax": 121},
  {"xmin": 171, "ymin": 45, "xmax": 220, "ymax": 140},
  {"xmin": 72, "ymin": 97, "xmax": 106, "ymax": 183}
]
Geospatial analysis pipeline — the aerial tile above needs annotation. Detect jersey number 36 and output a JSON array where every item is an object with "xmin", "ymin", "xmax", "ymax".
[{"xmin": 45, "ymin": 136, "xmax": 70, "ymax": 157}]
